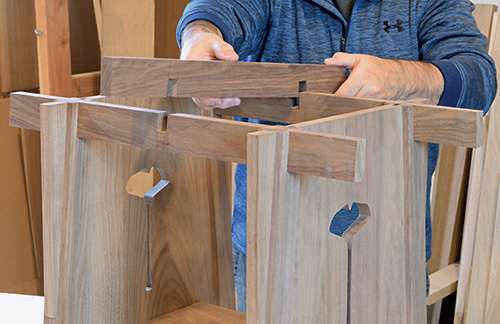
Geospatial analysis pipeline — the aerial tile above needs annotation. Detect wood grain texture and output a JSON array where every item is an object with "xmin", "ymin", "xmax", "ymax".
[
  {"xmin": 452, "ymin": 145, "xmax": 484, "ymax": 322},
  {"xmin": 92, "ymin": 0, "xmax": 102, "ymax": 47},
  {"xmin": 428, "ymin": 146, "xmax": 470, "ymax": 275},
  {"xmin": 40, "ymin": 96, "xmax": 235, "ymax": 324},
  {"xmin": 39, "ymin": 102, "xmax": 77, "ymax": 318},
  {"xmin": 71, "ymin": 71, "xmax": 100, "ymax": 97},
  {"xmin": 429, "ymin": 6, "xmax": 497, "ymax": 323},
  {"xmin": 463, "ymin": 11, "xmax": 500, "ymax": 324},
  {"xmin": 77, "ymin": 100, "xmax": 167, "ymax": 149},
  {"xmin": 214, "ymin": 98, "xmax": 299, "ymax": 124},
  {"xmin": 472, "ymin": 4, "xmax": 497, "ymax": 49},
  {"xmin": 247, "ymin": 105, "xmax": 427, "ymax": 323},
  {"xmin": 287, "ymin": 128, "xmax": 365, "ymax": 182},
  {"xmin": 484, "ymin": 177, "xmax": 500, "ymax": 323},
  {"xmin": 427, "ymin": 263, "xmax": 459, "ymax": 306},
  {"xmin": 427, "ymin": 146, "xmax": 470, "ymax": 324},
  {"xmin": 143, "ymin": 302, "xmax": 245, "ymax": 324},
  {"xmin": 298, "ymin": 92, "xmax": 484, "ymax": 148},
  {"xmin": 34, "ymin": 0, "xmax": 72, "ymax": 96},
  {"xmin": 100, "ymin": 57, "xmax": 346, "ymax": 98},
  {"xmin": 154, "ymin": 0, "xmax": 191, "ymax": 59},
  {"xmin": 68, "ymin": 0, "xmax": 101, "ymax": 75},
  {"xmin": 0, "ymin": 0, "xmax": 39, "ymax": 93},
  {"xmin": 1, "ymin": 278, "xmax": 43, "ymax": 296},
  {"xmin": 412, "ymin": 104, "xmax": 483, "ymax": 148},
  {"xmin": 101, "ymin": 0, "xmax": 155, "ymax": 57},
  {"xmin": 0, "ymin": 98, "xmax": 40, "ymax": 295},
  {"xmin": 75, "ymin": 101, "xmax": 365, "ymax": 181},
  {"xmin": 9, "ymin": 92, "xmax": 63, "ymax": 131}
]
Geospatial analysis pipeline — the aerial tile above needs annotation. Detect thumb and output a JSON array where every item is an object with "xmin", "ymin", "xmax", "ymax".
[
  {"xmin": 324, "ymin": 52, "xmax": 357, "ymax": 70},
  {"xmin": 212, "ymin": 40, "xmax": 239, "ymax": 61}
]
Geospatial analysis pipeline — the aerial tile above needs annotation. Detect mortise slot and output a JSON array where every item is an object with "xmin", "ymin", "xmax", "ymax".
[{"xmin": 299, "ymin": 80, "xmax": 307, "ymax": 92}]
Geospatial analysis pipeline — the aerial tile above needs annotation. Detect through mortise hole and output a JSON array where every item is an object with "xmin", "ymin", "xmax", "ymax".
[
  {"xmin": 126, "ymin": 167, "xmax": 164, "ymax": 198},
  {"xmin": 329, "ymin": 203, "xmax": 370, "ymax": 239},
  {"xmin": 299, "ymin": 80, "xmax": 307, "ymax": 92}
]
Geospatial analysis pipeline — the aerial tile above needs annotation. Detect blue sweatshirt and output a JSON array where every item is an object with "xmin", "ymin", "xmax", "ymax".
[{"xmin": 177, "ymin": 0, "xmax": 497, "ymax": 261}]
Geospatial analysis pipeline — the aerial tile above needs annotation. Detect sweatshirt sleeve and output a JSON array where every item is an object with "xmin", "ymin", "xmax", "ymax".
[
  {"xmin": 176, "ymin": 0, "xmax": 271, "ymax": 59},
  {"xmin": 419, "ymin": 0, "xmax": 497, "ymax": 112}
]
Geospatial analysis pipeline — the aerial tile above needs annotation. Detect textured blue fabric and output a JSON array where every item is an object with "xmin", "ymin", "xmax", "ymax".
[
  {"xmin": 177, "ymin": 0, "xmax": 497, "ymax": 261},
  {"xmin": 233, "ymin": 246, "xmax": 247, "ymax": 312}
]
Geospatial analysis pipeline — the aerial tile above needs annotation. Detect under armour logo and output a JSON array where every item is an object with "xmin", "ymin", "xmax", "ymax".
[{"xmin": 384, "ymin": 20, "xmax": 404, "ymax": 33}]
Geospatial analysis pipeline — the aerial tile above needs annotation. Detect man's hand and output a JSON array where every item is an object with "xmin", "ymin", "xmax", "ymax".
[
  {"xmin": 325, "ymin": 53, "xmax": 444, "ymax": 104},
  {"xmin": 180, "ymin": 20, "xmax": 241, "ymax": 110}
]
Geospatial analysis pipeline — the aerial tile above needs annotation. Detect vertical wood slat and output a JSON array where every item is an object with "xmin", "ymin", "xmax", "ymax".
[
  {"xmin": 428, "ymin": 5, "xmax": 498, "ymax": 324},
  {"xmin": 32, "ymin": 0, "xmax": 74, "ymax": 316},
  {"xmin": 0, "ymin": 0, "xmax": 39, "ymax": 93},
  {"xmin": 464, "ymin": 9, "xmax": 500, "ymax": 323}
]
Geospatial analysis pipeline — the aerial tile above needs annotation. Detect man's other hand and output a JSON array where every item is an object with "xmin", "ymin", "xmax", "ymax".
[
  {"xmin": 325, "ymin": 53, "xmax": 444, "ymax": 105},
  {"xmin": 180, "ymin": 21, "xmax": 241, "ymax": 110}
]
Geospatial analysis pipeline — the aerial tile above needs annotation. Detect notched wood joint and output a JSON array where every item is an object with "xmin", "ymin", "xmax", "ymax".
[
  {"xmin": 167, "ymin": 79, "xmax": 178, "ymax": 96},
  {"xmin": 298, "ymin": 80, "xmax": 307, "ymax": 93}
]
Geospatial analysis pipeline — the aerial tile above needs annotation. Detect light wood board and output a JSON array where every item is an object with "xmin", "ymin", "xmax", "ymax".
[
  {"xmin": 0, "ymin": 98, "xmax": 40, "ymax": 295},
  {"xmin": 144, "ymin": 302, "xmax": 245, "ymax": 324},
  {"xmin": 101, "ymin": 0, "xmax": 155, "ymax": 57},
  {"xmin": 464, "ymin": 10, "xmax": 500, "ymax": 322},
  {"xmin": 0, "ymin": 0, "xmax": 38, "ymax": 93}
]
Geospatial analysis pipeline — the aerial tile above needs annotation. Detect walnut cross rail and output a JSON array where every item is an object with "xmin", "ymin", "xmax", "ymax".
[
  {"xmin": 101, "ymin": 57, "xmax": 483, "ymax": 148},
  {"xmin": 9, "ymin": 92, "xmax": 365, "ymax": 182}
]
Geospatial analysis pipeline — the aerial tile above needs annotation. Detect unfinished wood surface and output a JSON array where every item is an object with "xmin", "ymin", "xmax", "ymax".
[
  {"xmin": 214, "ymin": 98, "xmax": 300, "ymax": 124},
  {"xmin": 9, "ymin": 92, "xmax": 64, "ymax": 131},
  {"xmin": 39, "ymin": 102, "xmax": 76, "ymax": 318},
  {"xmin": 287, "ymin": 128, "xmax": 365, "ymax": 182},
  {"xmin": 298, "ymin": 92, "xmax": 483, "ymax": 148},
  {"xmin": 144, "ymin": 303, "xmax": 246, "ymax": 324},
  {"xmin": 77, "ymin": 101, "xmax": 167, "ymax": 149},
  {"xmin": 1, "ymin": 278, "xmax": 43, "ymax": 296},
  {"xmin": 0, "ymin": 0, "xmax": 38, "ymax": 93},
  {"xmin": 71, "ymin": 71, "xmax": 100, "ymax": 97},
  {"xmin": 100, "ymin": 57, "xmax": 346, "ymax": 98},
  {"xmin": 428, "ymin": 146, "xmax": 470, "ymax": 324},
  {"xmin": 34, "ymin": 0, "xmax": 72, "ymax": 96},
  {"xmin": 472, "ymin": 4, "xmax": 497, "ymax": 48},
  {"xmin": 464, "ymin": 11, "xmax": 500, "ymax": 323},
  {"xmin": 247, "ymin": 105, "xmax": 427, "ymax": 323},
  {"xmin": 155, "ymin": 0, "xmax": 191, "ymax": 59},
  {"xmin": 428, "ymin": 146, "xmax": 470, "ymax": 275},
  {"xmin": 92, "ymin": 0, "xmax": 102, "ymax": 46},
  {"xmin": 453, "ymin": 145, "xmax": 484, "ymax": 322},
  {"xmin": 427, "ymin": 263, "xmax": 460, "ymax": 306},
  {"xmin": 40, "ymin": 97, "xmax": 235, "ymax": 324},
  {"xmin": 68, "ymin": 0, "xmax": 101, "ymax": 74},
  {"xmin": 74, "ymin": 100, "xmax": 365, "ymax": 181},
  {"xmin": 101, "ymin": 0, "xmax": 155, "ymax": 57},
  {"xmin": 0, "ymin": 98, "xmax": 40, "ymax": 295},
  {"xmin": 485, "ymin": 177, "xmax": 500, "ymax": 323}
]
